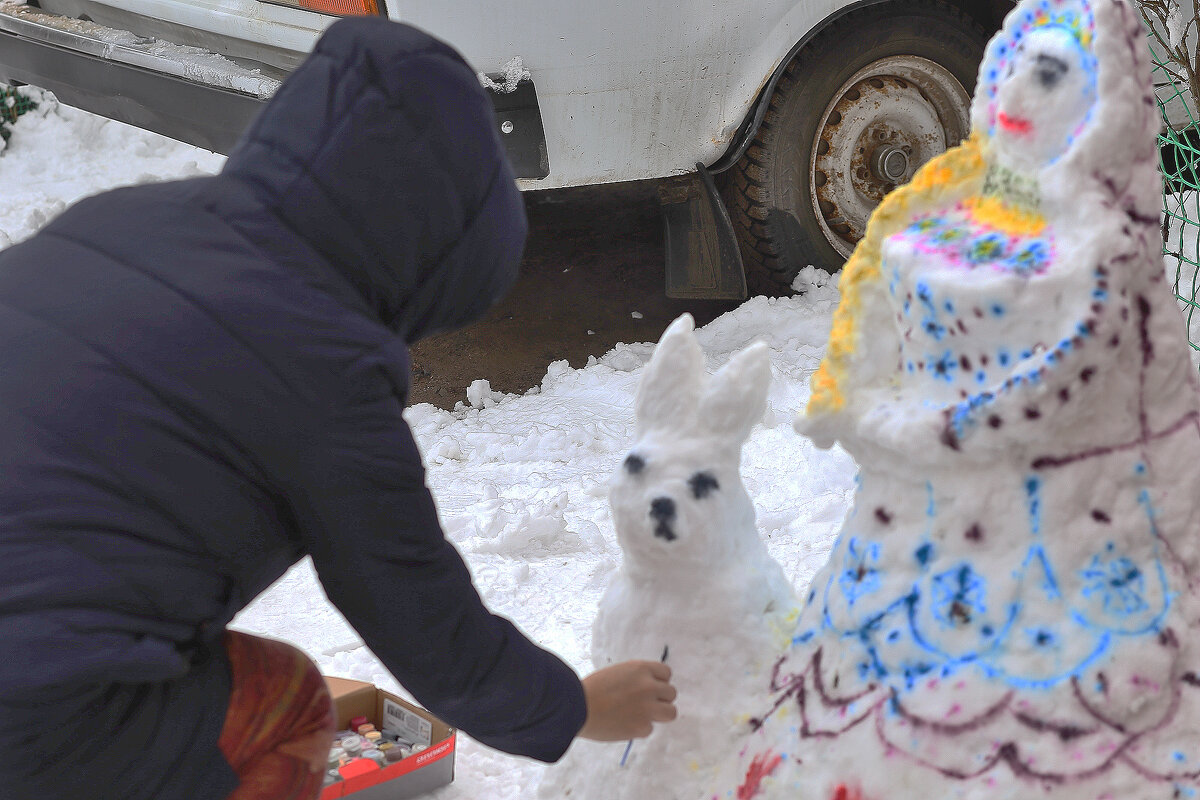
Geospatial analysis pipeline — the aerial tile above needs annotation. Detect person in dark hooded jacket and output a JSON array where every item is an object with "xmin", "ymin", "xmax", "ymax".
[{"xmin": 0, "ymin": 17, "xmax": 676, "ymax": 800}]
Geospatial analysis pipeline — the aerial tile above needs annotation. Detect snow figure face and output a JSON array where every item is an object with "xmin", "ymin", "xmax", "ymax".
[
  {"xmin": 611, "ymin": 439, "xmax": 752, "ymax": 562},
  {"xmin": 975, "ymin": 0, "xmax": 1098, "ymax": 170},
  {"xmin": 609, "ymin": 314, "xmax": 769, "ymax": 569},
  {"xmin": 992, "ymin": 25, "xmax": 1097, "ymax": 171}
]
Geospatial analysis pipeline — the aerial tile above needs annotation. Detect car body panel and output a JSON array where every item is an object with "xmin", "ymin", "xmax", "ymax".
[
  {"xmin": 12, "ymin": 0, "xmax": 853, "ymax": 186},
  {"xmin": 401, "ymin": 0, "xmax": 847, "ymax": 187}
]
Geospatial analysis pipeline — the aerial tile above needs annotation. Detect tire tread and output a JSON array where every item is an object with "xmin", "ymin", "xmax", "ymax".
[{"xmin": 723, "ymin": 0, "xmax": 989, "ymax": 285}]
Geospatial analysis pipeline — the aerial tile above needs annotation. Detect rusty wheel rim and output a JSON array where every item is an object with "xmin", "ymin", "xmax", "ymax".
[{"xmin": 809, "ymin": 56, "xmax": 971, "ymax": 259}]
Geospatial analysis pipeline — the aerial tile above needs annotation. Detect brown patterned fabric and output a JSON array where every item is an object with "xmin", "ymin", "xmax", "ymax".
[{"xmin": 217, "ymin": 631, "xmax": 335, "ymax": 800}]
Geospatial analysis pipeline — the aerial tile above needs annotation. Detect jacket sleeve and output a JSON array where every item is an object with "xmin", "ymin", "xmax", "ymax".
[{"xmin": 293, "ymin": 381, "xmax": 587, "ymax": 762}]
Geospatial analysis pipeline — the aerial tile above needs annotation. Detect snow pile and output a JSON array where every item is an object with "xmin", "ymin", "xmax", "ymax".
[
  {"xmin": 464, "ymin": 378, "xmax": 505, "ymax": 409},
  {"xmin": 98, "ymin": 31, "xmax": 282, "ymax": 99},
  {"xmin": 1165, "ymin": 0, "xmax": 1190, "ymax": 49},
  {"xmin": 478, "ymin": 57, "xmax": 531, "ymax": 94},
  {"xmin": 0, "ymin": 88, "xmax": 223, "ymax": 247}
]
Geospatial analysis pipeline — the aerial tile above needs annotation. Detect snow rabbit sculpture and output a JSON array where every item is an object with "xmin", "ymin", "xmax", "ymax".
[{"xmin": 539, "ymin": 313, "xmax": 797, "ymax": 800}]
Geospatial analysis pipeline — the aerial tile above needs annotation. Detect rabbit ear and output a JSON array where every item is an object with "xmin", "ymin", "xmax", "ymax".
[
  {"xmin": 635, "ymin": 314, "xmax": 703, "ymax": 436},
  {"xmin": 697, "ymin": 341, "xmax": 771, "ymax": 446}
]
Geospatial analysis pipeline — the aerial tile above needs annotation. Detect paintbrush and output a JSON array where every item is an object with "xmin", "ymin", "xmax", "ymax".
[{"xmin": 619, "ymin": 644, "xmax": 669, "ymax": 767}]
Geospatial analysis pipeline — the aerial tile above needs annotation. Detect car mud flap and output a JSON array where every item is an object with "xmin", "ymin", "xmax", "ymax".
[
  {"xmin": 484, "ymin": 77, "xmax": 549, "ymax": 180},
  {"xmin": 658, "ymin": 163, "xmax": 747, "ymax": 300}
]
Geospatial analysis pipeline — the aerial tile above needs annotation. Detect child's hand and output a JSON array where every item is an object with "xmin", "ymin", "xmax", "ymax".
[{"xmin": 577, "ymin": 661, "xmax": 677, "ymax": 741}]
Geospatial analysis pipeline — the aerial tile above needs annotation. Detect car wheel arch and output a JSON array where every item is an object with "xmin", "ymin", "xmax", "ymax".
[{"xmin": 705, "ymin": 0, "xmax": 1008, "ymax": 284}]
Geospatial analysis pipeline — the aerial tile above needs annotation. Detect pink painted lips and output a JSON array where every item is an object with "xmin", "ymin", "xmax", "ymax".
[{"xmin": 997, "ymin": 111, "xmax": 1033, "ymax": 134}]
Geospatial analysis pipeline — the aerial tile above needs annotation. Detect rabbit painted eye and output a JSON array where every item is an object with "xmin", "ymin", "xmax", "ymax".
[
  {"xmin": 624, "ymin": 454, "xmax": 646, "ymax": 475},
  {"xmin": 688, "ymin": 471, "xmax": 719, "ymax": 499}
]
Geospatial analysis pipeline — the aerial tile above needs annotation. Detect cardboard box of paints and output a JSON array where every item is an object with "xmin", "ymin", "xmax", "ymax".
[{"xmin": 321, "ymin": 676, "xmax": 456, "ymax": 800}]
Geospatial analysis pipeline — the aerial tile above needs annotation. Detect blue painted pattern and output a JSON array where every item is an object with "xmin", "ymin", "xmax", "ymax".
[{"xmin": 792, "ymin": 470, "xmax": 1171, "ymax": 695}]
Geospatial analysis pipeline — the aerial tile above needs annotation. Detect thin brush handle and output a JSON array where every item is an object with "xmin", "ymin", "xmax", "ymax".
[{"xmin": 619, "ymin": 645, "xmax": 669, "ymax": 767}]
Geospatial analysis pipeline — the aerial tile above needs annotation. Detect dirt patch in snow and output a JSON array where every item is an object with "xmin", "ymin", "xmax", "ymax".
[{"xmin": 408, "ymin": 179, "xmax": 787, "ymax": 409}]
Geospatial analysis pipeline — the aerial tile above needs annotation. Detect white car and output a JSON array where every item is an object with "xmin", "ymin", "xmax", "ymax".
[{"xmin": 0, "ymin": 0, "xmax": 1006, "ymax": 295}]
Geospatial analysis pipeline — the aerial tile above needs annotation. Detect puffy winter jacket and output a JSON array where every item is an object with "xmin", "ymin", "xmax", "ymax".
[{"xmin": 0, "ymin": 18, "xmax": 585, "ymax": 800}]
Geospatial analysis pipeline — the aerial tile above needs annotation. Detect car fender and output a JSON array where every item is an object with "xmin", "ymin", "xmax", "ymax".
[{"xmin": 404, "ymin": 0, "xmax": 847, "ymax": 189}]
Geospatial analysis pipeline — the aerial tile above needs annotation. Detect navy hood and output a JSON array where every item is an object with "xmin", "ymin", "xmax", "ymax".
[{"xmin": 222, "ymin": 17, "xmax": 525, "ymax": 343}]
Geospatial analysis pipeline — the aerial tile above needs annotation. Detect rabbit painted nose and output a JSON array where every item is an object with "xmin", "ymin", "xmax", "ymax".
[
  {"xmin": 650, "ymin": 497, "xmax": 678, "ymax": 542},
  {"xmin": 650, "ymin": 497, "xmax": 676, "ymax": 520}
]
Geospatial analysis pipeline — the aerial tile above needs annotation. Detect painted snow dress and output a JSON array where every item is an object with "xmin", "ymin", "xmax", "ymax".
[{"xmin": 721, "ymin": 0, "xmax": 1200, "ymax": 798}]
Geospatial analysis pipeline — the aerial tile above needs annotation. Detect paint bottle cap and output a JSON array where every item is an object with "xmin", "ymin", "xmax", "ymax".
[
  {"xmin": 365, "ymin": 750, "xmax": 387, "ymax": 766},
  {"xmin": 384, "ymin": 746, "xmax": 407, "ymax": 764},
  {"xmin": 412, "ymin": 744, "xmax": 427, "ymax": 753},
  {"xmin": 340, "ymin": 737, "xmax": 362, "ymax": 756},
  {"xmin": 377, "ymin": 742, "xmax": 393, "ymax": 752},
  {"xmin": 364, "ymin": 731, "xmax": 382, "ymax": 742},
  {"xmin": 356, "ymin": 723, "xmax": 376, "ymax": 735},
  {"xmin": 349, "ymin": 716, "xmax": 369, "ymax": 729}
]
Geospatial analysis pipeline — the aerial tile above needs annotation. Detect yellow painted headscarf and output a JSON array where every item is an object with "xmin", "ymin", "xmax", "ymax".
[{"xmin": 806, "ymin": 134, "xmax": 988, "ymax": 416}]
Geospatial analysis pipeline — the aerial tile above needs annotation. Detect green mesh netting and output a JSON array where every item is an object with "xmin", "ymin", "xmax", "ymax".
[
  {"xmin": 1143, "ymin": 2, "xmax": 1200, "ymax": 355},
  {"xmin": 0, "ymin": 84, "xmax": 37, "ymax": 143}
]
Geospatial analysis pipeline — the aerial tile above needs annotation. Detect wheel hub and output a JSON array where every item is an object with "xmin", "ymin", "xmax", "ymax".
[
  {"xmin": 810, "ymin": 57, "xmax": 971, "ymax": 259},
  {"xmin": 872, "ymin": 144, "xmax": 910, "ymax": 183}
]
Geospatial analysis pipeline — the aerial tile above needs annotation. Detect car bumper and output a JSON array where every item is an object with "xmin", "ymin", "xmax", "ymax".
[{"xmin": 0, "ymin": 0, "xmax": 549, "ymax": 177}]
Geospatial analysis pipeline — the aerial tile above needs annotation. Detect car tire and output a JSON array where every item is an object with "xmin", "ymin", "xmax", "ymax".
[{"xmin": 724, "ymin": 0, "xmax": 989, "ymax": 285}]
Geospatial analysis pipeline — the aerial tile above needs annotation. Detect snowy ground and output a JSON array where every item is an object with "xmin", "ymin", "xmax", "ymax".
[{"xmin": 0, "ymin": 90, "xmax": 857, "ymax": 798}]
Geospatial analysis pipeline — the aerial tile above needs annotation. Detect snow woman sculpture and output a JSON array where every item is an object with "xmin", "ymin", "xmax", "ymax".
[
  {"xmin": 539, "ymin": 314, "xmax": 797, "ymax": 800},
  {"xmin": 721, "ymin": 0, "xmax": 1200, "ymax": 798}
]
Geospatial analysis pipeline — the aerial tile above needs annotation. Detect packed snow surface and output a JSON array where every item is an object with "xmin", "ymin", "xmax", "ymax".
[{"xmin": 0, "ymin": 94, "xmax": 854, "ymax": 798}]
